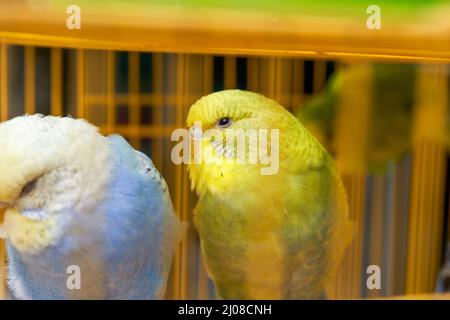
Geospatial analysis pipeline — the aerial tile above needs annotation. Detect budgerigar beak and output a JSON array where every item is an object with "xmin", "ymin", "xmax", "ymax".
[
  {"xmin": 0, "ymin": 202, "xmax": 7, "ymax": 238},
  {"xmin": 0, "ymin": 202, "xmax": 8, "ymax": 219}
]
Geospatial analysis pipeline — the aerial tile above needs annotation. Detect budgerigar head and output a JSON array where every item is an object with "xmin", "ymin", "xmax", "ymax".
[
  {"xmin": 0, "ymin": 115, "xmax": 111, "ymax": 254},
  {"xmin": 186, "ymin": 90, "xmax": 324, "ymax": 196},
  {"xmin": 187, "ymin": 89, "xmax": 294, "ymax": 129}
]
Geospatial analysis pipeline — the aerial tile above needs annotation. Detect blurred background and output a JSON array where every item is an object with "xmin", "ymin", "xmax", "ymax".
[{"xmin": 0, "ymin": 0, "xmax": 450, "ymax": 299}]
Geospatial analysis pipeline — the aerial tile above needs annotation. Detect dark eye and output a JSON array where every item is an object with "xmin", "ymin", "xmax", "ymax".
[
  {"xmin": 20, "ymin": 179, "xmax": 38, "ymax": 197},
  {"xmin": 216, "ymin": 117, "xmax": 232, "ymax": 128}
]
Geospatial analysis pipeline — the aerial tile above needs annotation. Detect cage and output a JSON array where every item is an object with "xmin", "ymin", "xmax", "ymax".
[{"xmin": 0, "ymin": 0, "xmax": 449, "ymax": 300}]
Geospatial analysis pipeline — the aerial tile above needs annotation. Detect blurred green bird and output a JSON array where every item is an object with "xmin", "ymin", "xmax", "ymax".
[{"xmin": 297, "ymin": 64, "xmax": 421, "ymax": 173}]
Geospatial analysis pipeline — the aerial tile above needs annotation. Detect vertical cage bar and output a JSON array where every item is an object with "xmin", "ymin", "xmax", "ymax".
[
  {"xmin": 76, "ymin": 49, "xmax": 85, "ymax": 119},
  {"xmin": 106, "ymin": 51, "xmax": 116, "ymax": 135},
  {"xmin": 247, "ymin": 57, "xmax": 259, "ymax": 92},
  {"xmin": 428, "ymin": 144, "xmax": 446, "ymax": 289},
  {"xmin": 406, "ymin": 144, "xmax": 423, "ymax": 293},
  {"xmin": 172, "ymin": 53, "xmax": 186, "ymax": 299},
  {"xmin": 50, "ymin": 48, "xmax": 63, "ymax": 116},
  {"xmin": 162, "ymin": 54, "xmax": 178, "ymax": 299},
  {"xmin": 406, "ymin": 142, "xmax": 446, "ymax": 293},
  {"xmin": 274, "ymin": 58, "xmax": 282, "ymax": 103},
  {"xmin": 365, "ymin": 176, "xmax": 386, "ymax": 298},
  {"xmin": 84, "ymin": 51, "xmax": 108, "ymax": 126},
  {"xmin": 351, "ymin": 174, "xmax": 366, "ymax": 297},
  {"xmin": 128, "ymin": 52, "xmax": 140, "ymax": 148},
  {"xmin": 259, "ymin": 57, "xmax": 276, "ymax": 99},
  {"xmin": 274, "ymin": 58, "xmax": 294, "ymax": 110},
  {"xmin": 181, "ymin": 55, "xmax": 192, "ymax": 299},
  {"xmin": 383, "ymin": 159, "xmax": 411, "ymax": 296},
  {"xmin": 291, "ymin": 59, "xmax": 304, "ymax": 115},
  {"xmin": 180, "ymin": 56, "xmax": 190, "ymax": 300},
  {"xmin": 24, "ymin": 46, "xmax": 36, "ymax": 115},
  {"xmin": 171, "ymin": 55, "xmax": 212, "ymax": 299},
  {"xmin": 0, "ymin": 44, "xmax": 8, "ymax": 300},
  {"xmin": 394, "ymin": 158, "xmax": 411, "ymax": 295},
  {"xmin": 152, "ymin": 53, "xmax": 164, "ymax": 171},
  {"xmin": 180, "ymin": 55, "xmax": 211, "ymax": 299},
  {"xmin": 339, "ymin": 174, "xmax": 366, "ymax": 298},
  {"xmin": 0, "ymin": 45, "xmax": 8, "ymax": 119},
  {"xmin": 268, "ymin": 58, "xmax": 277, "ymax": 99}
]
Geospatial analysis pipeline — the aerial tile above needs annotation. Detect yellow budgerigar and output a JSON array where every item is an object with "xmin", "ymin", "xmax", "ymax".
[{"xmin": 187, "ymin": 90, "xmax": 354, "ymax": 299}]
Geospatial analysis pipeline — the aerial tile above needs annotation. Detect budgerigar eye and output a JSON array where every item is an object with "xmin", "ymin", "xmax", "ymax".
[
  {"xmin": 216, "ymin": 117, "xmax": 232, "ymax": 128},
  {"xmin": 20, "ymin": 179, "xmax": 38, "ymax": 197}
]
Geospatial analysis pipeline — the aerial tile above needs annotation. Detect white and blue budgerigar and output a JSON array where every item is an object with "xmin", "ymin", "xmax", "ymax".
[{"xmin": 0, "ymin": 114, "xmax": 183, "ymax": 299}]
